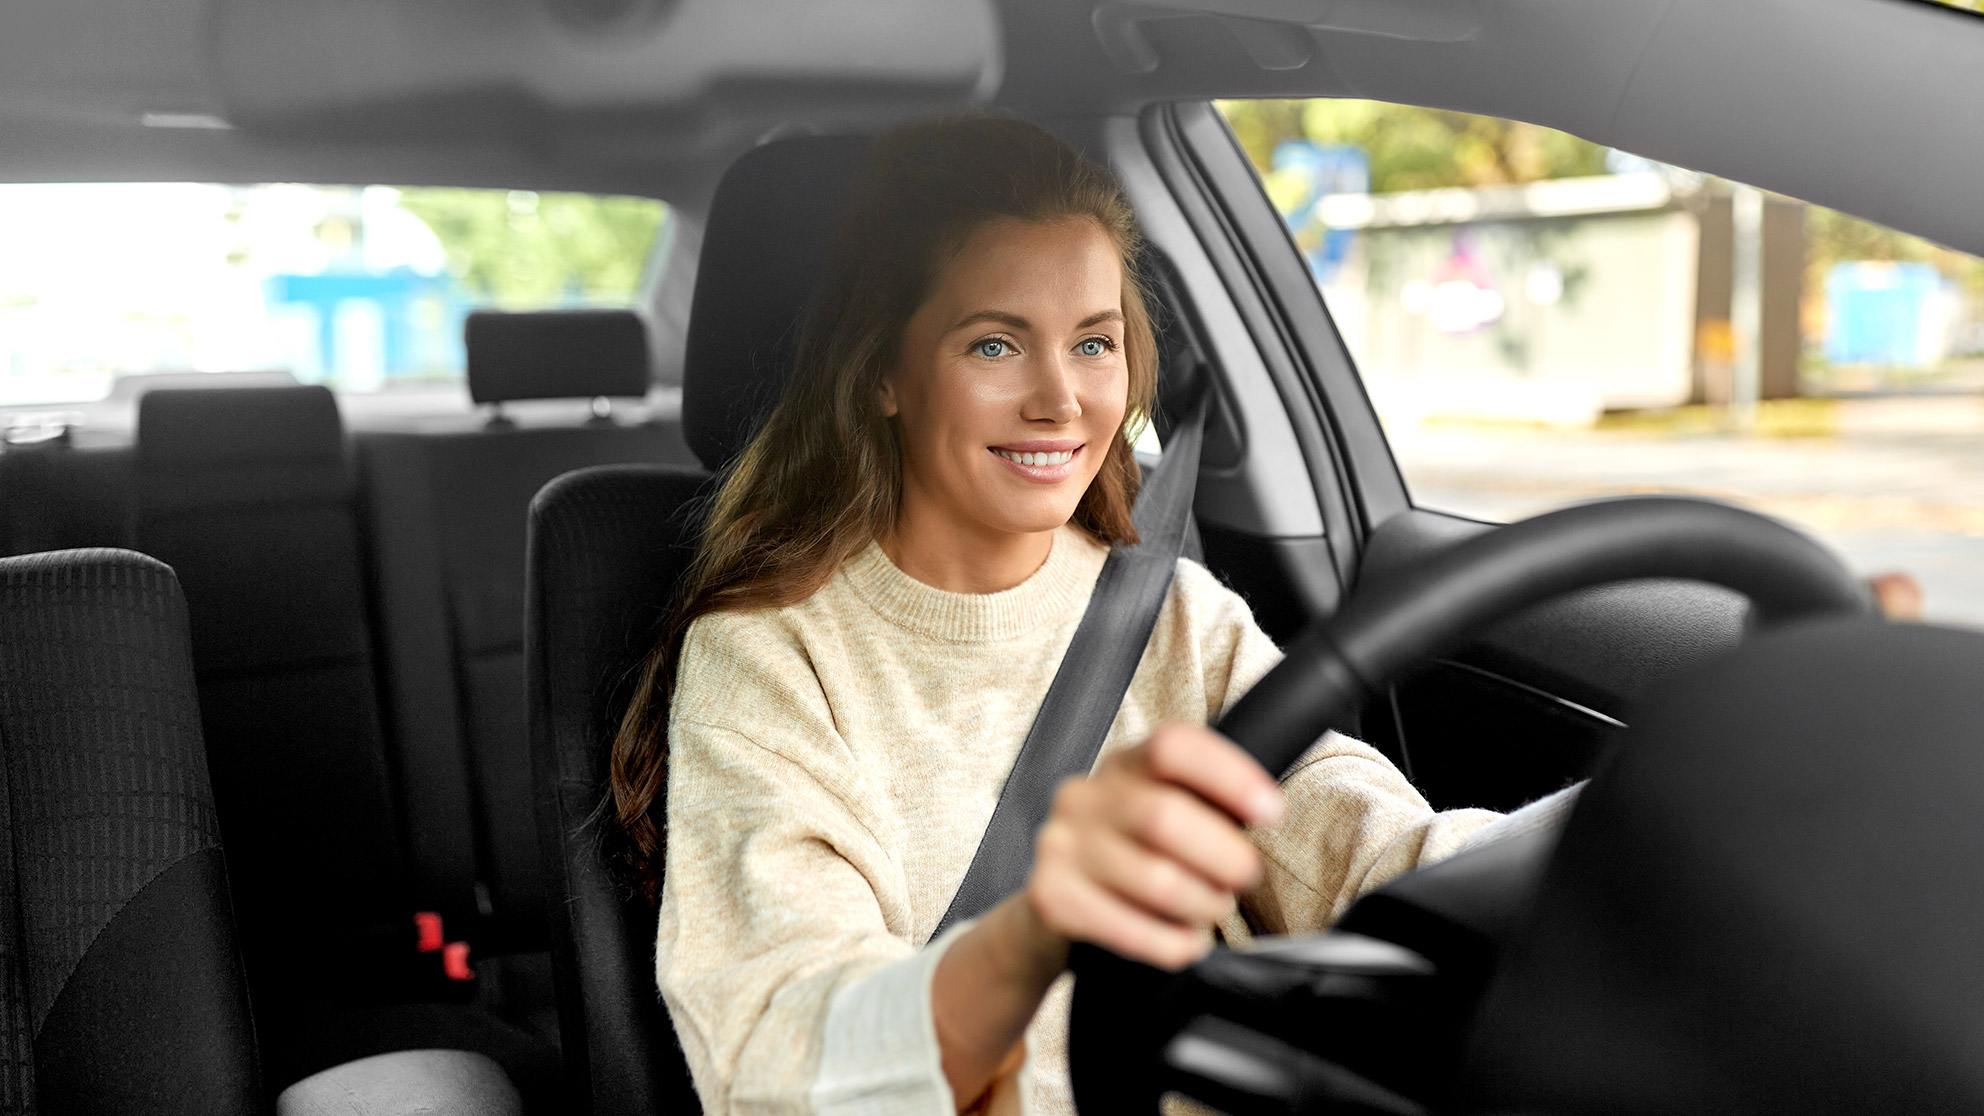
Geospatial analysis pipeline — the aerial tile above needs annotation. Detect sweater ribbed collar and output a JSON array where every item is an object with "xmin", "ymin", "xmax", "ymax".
[{"xmin": 839, "ymin": 524, "xmax": 1108, "ymax": 644}]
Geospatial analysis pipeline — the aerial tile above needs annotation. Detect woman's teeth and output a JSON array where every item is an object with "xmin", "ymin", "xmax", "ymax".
[{"xmin": 995, "ymin": 449, "xmax": 1074, "ymax": 467}]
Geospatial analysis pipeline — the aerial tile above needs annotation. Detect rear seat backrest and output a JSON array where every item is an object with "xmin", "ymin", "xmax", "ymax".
[
  {"xmin": 0, "ymin": 444, "xmax": 135, "ymax": 557},
  {"xmin": 358, "ymin": 310, "xmax": 694, "ymax": 958},
  {"xmin": 134, "ymin": 386, "xmax": 414, "ymax": 1011},
  {"xmin": 464, "ymin": 309, "xmax": 651, "ymax": 406}
]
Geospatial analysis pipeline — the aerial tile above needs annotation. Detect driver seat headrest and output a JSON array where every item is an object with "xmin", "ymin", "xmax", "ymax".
[{"xmin": 681, "ymin": 134, "xmax": 873, "ymax": 472}]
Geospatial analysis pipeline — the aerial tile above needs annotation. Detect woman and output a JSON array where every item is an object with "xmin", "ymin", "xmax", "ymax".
[{"xmin": 610, "ymin": 115, "xmax": 1528, "ymax": 1116}]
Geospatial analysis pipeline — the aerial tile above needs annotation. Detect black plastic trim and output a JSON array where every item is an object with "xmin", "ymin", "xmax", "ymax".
[
  {"xmin": 1139, "ymin": 102, "xmax": 1350, "ymax": 598},
  {"xmin": 1164, "ymin": 101, "xmax": 1413, "ymax": 572},
  {"xmin": 1431, "ymin": 658, "xmax": 1626, "ymax": 731}
]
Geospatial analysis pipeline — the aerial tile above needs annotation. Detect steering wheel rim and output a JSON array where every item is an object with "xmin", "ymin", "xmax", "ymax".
[{"xmin": 1067, "ymin": 495, "xmax": 1874, "ymax": 1116}]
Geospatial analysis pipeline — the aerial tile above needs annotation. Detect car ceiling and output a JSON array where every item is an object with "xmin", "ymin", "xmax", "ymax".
[{"xmin": 0, "ymin": 0, "xmax": 1978, "ymax": 254}]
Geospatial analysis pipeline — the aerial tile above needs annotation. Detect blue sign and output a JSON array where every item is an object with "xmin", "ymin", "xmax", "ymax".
[
  {"xmin": 1825, "ymin": 262, "xmax": 1948, "ymax": 368},
  {"xmin": 1269, "ymin": 141, "xmax": 1370, "ymax": 283},
  {"xmin": 265, "ymin": 269, "xmax": 464, "ymax": 387}
]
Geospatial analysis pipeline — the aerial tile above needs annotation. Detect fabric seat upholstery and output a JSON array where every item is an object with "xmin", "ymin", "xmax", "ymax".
[
  {"xmin": 357, "ymin": 310, "xmax": 693, "ymax": 962},
  {"xmin": 134, "ymin": 387, "xmax": 416, "ymax": 1031},
  {"xmin": 133, "ymin": 386, "xmax": 561, "ymax": 1105},
  {"xmin": 527, "ymin": 465, "xmax": 711, "ymax": 1116},
  {"xmin": 525, "ymin": 134, "xmax": 871, "ymax": 1115},
  {"xmin": 0, "ymin": 548, "xmax": 261, "ymax": 1114}
]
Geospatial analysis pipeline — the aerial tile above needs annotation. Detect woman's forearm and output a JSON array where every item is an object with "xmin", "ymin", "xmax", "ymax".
[{"xmin": 930, "ymin": 892, "xmax": 1069, "ymax": 1111}]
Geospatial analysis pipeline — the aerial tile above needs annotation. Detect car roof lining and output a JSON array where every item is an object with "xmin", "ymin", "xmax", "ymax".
[{"xmin": 0, "ymin": 0, "xmax": 1976, "ymax": 255}]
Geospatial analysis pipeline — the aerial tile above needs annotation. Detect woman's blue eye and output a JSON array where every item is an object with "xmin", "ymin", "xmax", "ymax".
[
  {"xmin": 973, "ymin": 339, "xmax": 1009, "ymax": 358},
  {"xmin": 1077, "ymin": 338, "xmax": 1109, "ymax": 357}
]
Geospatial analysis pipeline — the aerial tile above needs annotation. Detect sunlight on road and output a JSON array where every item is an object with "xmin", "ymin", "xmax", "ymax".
[{"xmin": 1386, "ymin": 397, "xmax": 1984, "ymax": 626}]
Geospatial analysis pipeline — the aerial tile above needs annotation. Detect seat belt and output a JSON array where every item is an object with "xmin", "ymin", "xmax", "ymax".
[{"xmin": 934, "ymin": 389, "xmax": 1210, "ymax": 937}]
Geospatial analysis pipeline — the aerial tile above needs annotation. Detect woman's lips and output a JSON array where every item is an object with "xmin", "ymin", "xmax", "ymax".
[{"xmin": 988, "ymin": 443, "xmax": 1083, "ymax": 482}]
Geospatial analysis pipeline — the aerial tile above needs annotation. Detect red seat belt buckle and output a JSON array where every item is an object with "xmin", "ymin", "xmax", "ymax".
[
  {"xmin": 414, "ymin": 911, "xmax": 445, "ymax": 953},
  {"xmin": 442, "ymin": 941, "xmax": 473, "ymax": 982},
  {"xmin": 412, "ymin": 911, "xmax": 474, "ymax": 981}
]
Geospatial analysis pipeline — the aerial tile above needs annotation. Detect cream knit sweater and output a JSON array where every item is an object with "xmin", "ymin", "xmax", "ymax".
[{"xmin": 657, "ymin": 524, "xmax": 1504, "ymax": 1116}]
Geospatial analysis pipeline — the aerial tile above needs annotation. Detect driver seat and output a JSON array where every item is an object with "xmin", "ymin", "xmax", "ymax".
[{"xmin": 525, "ymin": 134, "xmax": 872, "ymax": 1115}]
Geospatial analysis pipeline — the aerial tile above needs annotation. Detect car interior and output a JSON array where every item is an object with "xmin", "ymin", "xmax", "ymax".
[{"xmin": 2, "ymin": 0, "xmax": 1982, "ymax": 1112}]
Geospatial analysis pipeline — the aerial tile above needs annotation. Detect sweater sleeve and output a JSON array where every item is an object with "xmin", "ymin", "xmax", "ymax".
[
  {"xmin": 658, "ymin": 617, "xmax": 958, "ymax": 1116},
  {"xmin": 1191, "ymin": 568, "xmax": 1503, "ymax": 936}
]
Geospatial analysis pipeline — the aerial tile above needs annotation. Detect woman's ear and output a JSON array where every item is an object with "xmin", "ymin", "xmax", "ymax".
[{"xmin": 877, "ymin": 376, "xmax": 900, "ymax": 418}]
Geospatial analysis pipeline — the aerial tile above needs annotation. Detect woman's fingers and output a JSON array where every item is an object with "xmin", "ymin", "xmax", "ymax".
[
  {"xmin": 1028, "ymin": 722, "xmax": 1284, "ymax": 966},
  {"xmin": 1104, "ymin": 777, "xmax": 1264, "ymax": 893},
  {"xmin": 1078, "ymin": 825, "xmax": 1237, "ymax": 926},
  {"xmin": 1131, "ymin": 723, "xmax": 1284, "ymax": 830},
  {"xmin": 1868, "ymin": 571, "xmax": 1923, "ymax": 620},
  {"xmin": 1028, "ymin": 850, "xmax": 1212, "ymax": 971}
]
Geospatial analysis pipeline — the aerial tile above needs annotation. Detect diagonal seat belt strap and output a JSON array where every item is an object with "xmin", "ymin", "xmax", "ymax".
[{"xmin": 934, "ymin": 390, "xmax": 1210, "ymax": 938}]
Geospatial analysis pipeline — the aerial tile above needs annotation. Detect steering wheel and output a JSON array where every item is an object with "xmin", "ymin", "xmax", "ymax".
[{"xmin": 1065, "ymin": 495, "xmax": 1874, "ymax": 1115}]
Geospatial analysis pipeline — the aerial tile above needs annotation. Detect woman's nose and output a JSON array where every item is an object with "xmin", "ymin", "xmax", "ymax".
[{"xmin": 1021, "ymin": 353, "xmax": 1082, "ymax": 424}]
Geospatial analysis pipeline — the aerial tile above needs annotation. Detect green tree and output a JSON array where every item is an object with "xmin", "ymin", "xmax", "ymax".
[
  {"xmin": 395, "ymin": 188, "xmax": 667, "ymax": 306},
  {"xmin": 1217, "ymin": 99, "xmax": 1609, "ymax": 192}
]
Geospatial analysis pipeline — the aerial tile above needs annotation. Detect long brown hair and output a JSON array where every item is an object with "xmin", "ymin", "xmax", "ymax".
[{"xmin": 609, "ymin": 115, "xmax": 1161, "ymax": 902}]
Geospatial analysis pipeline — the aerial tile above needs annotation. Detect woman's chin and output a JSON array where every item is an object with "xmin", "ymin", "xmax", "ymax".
[{"xmin": 978, "ymin": 499, "xmax": 1085, "ymax": 539}]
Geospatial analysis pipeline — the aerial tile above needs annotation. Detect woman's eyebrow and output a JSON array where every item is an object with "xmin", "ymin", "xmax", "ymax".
[
  {"xmin": 948, "ymin": 308, "xmax": 1125, "ymax": 332},
  {"xmin": 950, "ymin": 309, "xmax": 1030, "ymax": 333}
]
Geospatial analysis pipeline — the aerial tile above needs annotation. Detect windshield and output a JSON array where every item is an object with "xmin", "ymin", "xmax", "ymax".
[{"xmin": 0, "ymin": 183, "xmax": 669, "ymax": 406}]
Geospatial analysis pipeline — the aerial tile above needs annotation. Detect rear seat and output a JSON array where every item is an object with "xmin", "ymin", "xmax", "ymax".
[
  {"xmin": 128, "ymin": 386, "xmax": 503, "ymax": 1077},
  {"xmin": 0, "ymin": 439, "xmax": 134, "ymax": 556},
  {"xmin": 10, "ymin": 389, "xmax": 422, "ymax": 1017},
  {"xmin": 0, "ymin": 312, "xmax": 684, "ymax": 1102},
  {"xmin": 355, "ymin": 310, "xmax": 693, "ymax": 1002}
]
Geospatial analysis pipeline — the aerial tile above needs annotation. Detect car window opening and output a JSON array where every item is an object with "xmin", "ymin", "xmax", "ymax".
[{"xmin": 1220, "ymin": 97, "xmax": 1984, "ymax": 627}]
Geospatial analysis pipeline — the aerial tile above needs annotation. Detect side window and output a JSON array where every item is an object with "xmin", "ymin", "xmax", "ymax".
[
  {"xmin": 0, "ymin": 183, "xmax": 670, "ymax": 405},
  {"xmin": 1219, "ymin": 99, "xmax": 1984, "ymax": 625}
]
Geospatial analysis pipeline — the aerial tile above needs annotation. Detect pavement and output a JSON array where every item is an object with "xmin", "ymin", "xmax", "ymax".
[{"xmin": 1386, "ymin": 396, "xmax": 1984, "ymax": 626}]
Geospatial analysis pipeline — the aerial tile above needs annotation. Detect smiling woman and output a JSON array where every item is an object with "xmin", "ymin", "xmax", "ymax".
[
  {"xmin": 879, "ymin": 216, "xmax": 1134, "ymax": 592},
  {"xmin": 603, "ymin": 115, "xmax": 1511, "ymax": 1116}
]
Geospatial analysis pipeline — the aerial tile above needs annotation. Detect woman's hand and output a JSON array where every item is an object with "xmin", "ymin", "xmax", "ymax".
[
  {"xmin": 1023, "ymin": 723, "xmax": 1285, "ymax": 971},
  {"xmin": 1868, "ymin": 571, "xmax": 1923, "ymax": 621},
  {"xmin": 931, "ymin": 725, "xmax": 1282, "ymax": 1108}
]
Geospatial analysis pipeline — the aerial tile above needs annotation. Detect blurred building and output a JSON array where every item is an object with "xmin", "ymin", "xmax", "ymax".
[{"xmin": 1285, "ymin": 169, "xmax": 1805, "ymax": 427}]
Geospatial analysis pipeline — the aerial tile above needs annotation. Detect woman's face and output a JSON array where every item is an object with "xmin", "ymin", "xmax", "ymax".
[{"xmin": 881, "ymin": 216, "xmax": 1130, "ymax": 545}]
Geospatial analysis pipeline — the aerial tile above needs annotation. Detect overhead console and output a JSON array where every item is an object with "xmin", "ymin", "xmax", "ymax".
[{"xmin": 209, "ymin": 0, "xmax": 1002, "ymax": 154}]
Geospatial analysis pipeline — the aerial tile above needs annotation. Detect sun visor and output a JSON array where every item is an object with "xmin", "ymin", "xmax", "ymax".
[{"xmin": 209, "ymin": 0, "xmax": 1002, "ymax": 143}]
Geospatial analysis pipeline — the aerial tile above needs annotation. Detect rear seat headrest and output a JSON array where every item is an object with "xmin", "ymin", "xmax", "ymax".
[
  {"xmin": 137, "ymin": 385, "xmax": 350, "ymax": 509},
  {"xmin": 465, "ymin": 309, "xmax": 651, "ymax": 405},
  {"xmin": 682, "ymin": 134, "xmax": 873, "ymax": 472}
]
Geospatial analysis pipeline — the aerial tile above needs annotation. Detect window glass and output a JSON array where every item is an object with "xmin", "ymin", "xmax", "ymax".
[
  {"xmin": 0, "ymin": 184, "xmax": 668, "ymax": 405},
  {"xmin": 1220, "ymin": 99, "xmax": 1984, "ymax": 625}
]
